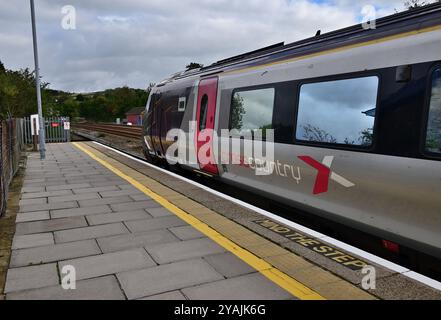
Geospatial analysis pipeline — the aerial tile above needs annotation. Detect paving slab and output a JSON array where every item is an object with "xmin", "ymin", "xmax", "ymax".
[
  {"xmin": 146, "ymin": 238, "xmax": 226, "ymax": 264},
  {"xmin": 47, "ymin": 193, "xmax": 101, "ymax": 203},
  {"xmin": 63, "ymin": 172, "xmax": 104, "ymax": 178},
  {"xmin": 140, "ymin": 290, "xmax": 186, "ymax": 300},
  {"xmin": 15, "ymin": 216, "xmax": 88, "ymax": 235},
  {"xmin": 110, "ymin": 200, "xmax": 161, "ymax": 212},
  {"xmin": 19, "ymin": 198, "xmax": 47, "ymax": 206},
  {"xmin": 169, "ymin": 225, "xmax": 206, "ymax": 240},
  {"xmin": 129, "ymin": 194, "xmax": 152, "ymax": 201},
  {"xmin": 117, "ymin": 184, "xmax": 134, "ymax": 189},
  {"xmin": 86, "ymin": 210, "xmax": 151, "ymax": 225},
  {"xmin": 117, "ymin": 259, "xmax": 224, "ymax": 300},
  {"xmin": 54, "ymin": 223, "xmax": 129, "ymax": 243},
  {"xmin": 182, "ymin": 273, "xmax": 293, "ymax": 300},
  {"xmin": 125, "ymin": 216, "xmax": 187, "ymax": 233},
  {"xmin": 46, "ymin": 183, "xmax": 92, "ymax": 191},
  {"xmin": 78, "ymin": 196, "xmax": 134, "ymax": 208},
  {"xmin": 97, "ymin": 229, "xmax": 179, "ymax": 253},
  {"xmin": 24, "ymin": 178, "xmax": 52, "ymax": 183},
  {"xmin": 6, "ymin": 276, "xmax": 125, "ymax": 300},
  {"xmin": 23, "ymin": 180, "xmax": 68, "ymax": 188},
  {"xmin": 99, "ymin": 189, "xmax": 144, "ymax": 198},
  {"xmin": 72, "ymin": 186, "xmax": 120, "ymax": 194},
  {"xmin": 10, "ymin": 239, "xmax": 101, "ymax": 268},
  {"xmin": 90, "ymin": 180, "xmax": 126, "ymax": 187},
  {"xmin": 59, "ymin": 248, "xmax": 156, "ymax": 281},
  {"xmin": 15, "ymin": 211, "xmax": 50, "ymax": 223},
  {"xmin": 65, "ymin": 174, "xmax": 112, "ymax": 181},
  {"xmin": 21, "ymin": 190, "xmax": 73, "ymax": 199},
  {"xmin": 19, "ymin": 201, "xmax": 78, "ymax": 213},
  {"xmin": 145, "ymin": 207, "xmax": 174, "ymax": 218},
  {"xmin": 203, "ymin": 253, "xmax": 256, "ymax": 278},
  {"xmin": 67, "ymin": 177, "xmax": 112, "ymax": 184},
  {"xmin": 4, "ymin": 264, "xmax": 59, "ymax": 293},
  {"xmin": 51, "ymin": 205, "xmax": 112, "ymax": 219},
  {"xmin": 21, "ymin": 186, "xmax": 45, "ymax": 193},
  {"xmin": 12, "ymin": 233, "xmax": 54, "ymax": 250}
]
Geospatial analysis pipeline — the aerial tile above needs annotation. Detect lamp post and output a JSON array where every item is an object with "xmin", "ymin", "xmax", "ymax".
[{"xmin": 30, "ymin": 0, "xmax": 46, "ymax": 160}]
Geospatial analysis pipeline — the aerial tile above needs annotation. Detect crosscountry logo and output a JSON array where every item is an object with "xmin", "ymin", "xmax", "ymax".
[{"xmin": 298, "ymin": 156, "xmax": 355, "ymax": 195}]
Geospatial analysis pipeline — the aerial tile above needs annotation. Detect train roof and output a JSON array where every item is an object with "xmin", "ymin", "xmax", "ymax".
[{"xmin": 157, "ymin": 2, "xmax": 441, "ymax": 87}]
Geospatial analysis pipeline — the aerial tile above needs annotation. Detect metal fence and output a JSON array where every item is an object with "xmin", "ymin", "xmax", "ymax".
[
  {"xmin": 22, "ymin": 116, "xmax": 71, "ymax": 144},
  {"xmin": 0, "ymin": 116, "xmax": 71, "ymax": 216},
  {"xmin": 0, "ymin": 119, "xmax": 25, "ymax": 216}
]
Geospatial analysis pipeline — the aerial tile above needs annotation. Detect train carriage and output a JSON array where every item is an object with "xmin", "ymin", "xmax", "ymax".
[{"xmin": 142, "ymin": 3, "xmax": 441, "ymax": 276}]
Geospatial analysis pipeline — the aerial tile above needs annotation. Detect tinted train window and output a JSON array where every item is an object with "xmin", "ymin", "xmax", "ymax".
[
  {"xmin": 426, "ymin": 69, "xmax": 441, "ymax": 154},
  {"xmin": 230, "ymin": 88, "xmax": 275, "ymax": 134},
  {"xmin": 296, "ymin": 76, "xmax": 379, "ymax": 146},
  {"xmin": 199, "ymin": 95, "xmax": 208, "ymax": 131}
]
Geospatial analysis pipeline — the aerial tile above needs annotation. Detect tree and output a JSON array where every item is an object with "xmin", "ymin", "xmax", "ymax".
[
  {"xmin": 0, "ymin": 67, "xmax": 40, "ymax": 119},
  {"xmin": 359, "ymin": 128, "xmax": 374, "ymax": 146},
  {"xmin": 230, "ymin": 94, "xmax": 245, "ymax": 130},
  {"xmin": 301, "ymin": 124, "xmax": 337, "ymax": 144},
  {"xmin": 0, "ymin": 60, "xmax": 5, "ymax": 73},
  {"xmin": 56, "ymin": 97, "xmax": 79, "ymax": 119},
  {"xmin": 186, "ymin": 62, "xmax": 204, "ymax": 71}
]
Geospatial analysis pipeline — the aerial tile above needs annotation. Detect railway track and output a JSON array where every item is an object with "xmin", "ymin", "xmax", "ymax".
[{"xmin": 72, "ymin": 122, "xmax": 142, "ymax": 140}]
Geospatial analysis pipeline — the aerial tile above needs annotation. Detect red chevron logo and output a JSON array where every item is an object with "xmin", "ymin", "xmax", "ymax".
[{"xmin": 298, "ymin": 156, "xmax": 355, "ymax": 195}]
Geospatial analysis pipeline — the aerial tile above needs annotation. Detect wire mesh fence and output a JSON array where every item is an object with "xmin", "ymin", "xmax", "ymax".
[
  {"xmin": 0, "ymin": 116, "xmax": 71, "ymax": 216},
  {"xmin": 0, "ymin": 119, "xmax": 25, "ymax": 216}
]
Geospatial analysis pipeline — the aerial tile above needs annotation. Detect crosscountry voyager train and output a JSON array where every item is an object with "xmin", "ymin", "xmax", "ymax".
[{"xmin": 142, "ymin": 3, "xmax": 441, "ymax": 275}]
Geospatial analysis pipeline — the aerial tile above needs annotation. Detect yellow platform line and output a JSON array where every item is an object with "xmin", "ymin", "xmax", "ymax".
[{"xmin": 73, "ymin": 142, "xmax": 325, "ymax": 300}]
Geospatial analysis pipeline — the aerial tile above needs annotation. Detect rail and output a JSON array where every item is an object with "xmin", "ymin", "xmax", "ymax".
[{"xmin": 72, "ymin": 122, "xmax": 142, "ymax": 140}]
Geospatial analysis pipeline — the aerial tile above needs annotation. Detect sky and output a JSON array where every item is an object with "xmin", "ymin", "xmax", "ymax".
[
  {"xmin": 235, "ymin": 88, "xmax": 275, "ymax": 131},
  {"xmin": 296, "ymin": 76, "xmax": 378, "ymax": 144},
  {"xmin": 0, "ymin": 0, "xmax": 419, "ymax": 93}
]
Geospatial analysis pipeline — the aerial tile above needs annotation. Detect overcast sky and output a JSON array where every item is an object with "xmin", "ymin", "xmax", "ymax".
[
  {"xmin": 0, "ymin": 0, "xmax": 414, "ymax": 93},
  {"xmin": 296, "ymin": 76, "xmax": 378, "ymax": 143}
]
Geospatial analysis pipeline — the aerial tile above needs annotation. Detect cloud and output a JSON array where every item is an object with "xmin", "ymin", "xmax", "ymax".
[
  {"xmin": 297, "ymin": 76, "xmax": 378, "ymax": 143},
  {"xmin": 0, "ymin": 0, "xmax": 417, "ymax": 92}
]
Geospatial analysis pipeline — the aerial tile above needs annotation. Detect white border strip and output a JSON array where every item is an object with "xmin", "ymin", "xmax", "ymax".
[{"xmin": 93, "ymin": 141, "xmax": 441, "ymax": 291}]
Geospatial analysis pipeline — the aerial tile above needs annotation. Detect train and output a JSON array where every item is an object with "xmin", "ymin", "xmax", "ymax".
[{"xmin": 142, "ymin": 3, "xmax": 441, "ymax": 276}]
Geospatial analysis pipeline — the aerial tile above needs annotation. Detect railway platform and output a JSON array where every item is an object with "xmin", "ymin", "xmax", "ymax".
[{"xmin": 1, "ymin": 142, "xmax": 441, "ymax": 300}]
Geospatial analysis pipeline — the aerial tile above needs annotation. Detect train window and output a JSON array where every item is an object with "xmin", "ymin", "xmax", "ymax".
[
  {"xmin": 199, "ymin": 94, "xmax": 208, "ymax": 131},
  {"xmin": 230, "ymin": 88, "xmax": 275, "ymax": 135},
  {"xmin": 296, "ymin": 76, "xmax": 379, "ymax": 147},
  {"xmin": 425, "ymin": 69, "xmax": 441, "ymax": 154}
]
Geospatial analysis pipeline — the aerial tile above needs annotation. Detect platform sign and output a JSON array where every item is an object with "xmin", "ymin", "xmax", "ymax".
[{"xmin": 30, "ymin": 114, "xmax": 39, "ymax": 135}]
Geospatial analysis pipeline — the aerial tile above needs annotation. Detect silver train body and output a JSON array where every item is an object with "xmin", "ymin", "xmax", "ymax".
[{"xmin": 142, "ymin": 5, "xmax": 441, "ymax": 265}]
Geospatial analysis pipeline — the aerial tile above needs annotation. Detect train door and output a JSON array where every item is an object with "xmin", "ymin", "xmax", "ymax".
[
  {"xmin": 151, "ymin": 98, "xmax": 163, "ymax": 158},
  {"xmin": 195, "ymin": 77, "xmax": 219, "ymax": 175}
]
